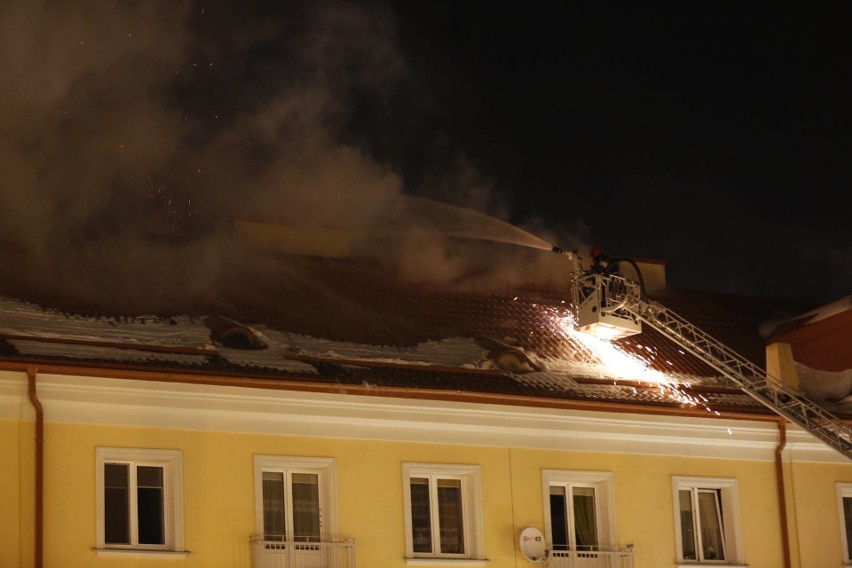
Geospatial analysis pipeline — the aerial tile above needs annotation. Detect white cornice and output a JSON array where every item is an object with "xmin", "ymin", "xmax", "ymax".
[
  {"xmin": 0, "ymin": 372, "xmax": 32, "ymax": 420},
  {"xmin": 0, "ymin": 370, "xmax": 846, "ymax": 463}
]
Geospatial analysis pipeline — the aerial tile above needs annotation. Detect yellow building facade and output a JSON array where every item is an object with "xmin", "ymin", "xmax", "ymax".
[{"xmin": 3, "ymin": 366, "xmax": 851, "ymax": 568}]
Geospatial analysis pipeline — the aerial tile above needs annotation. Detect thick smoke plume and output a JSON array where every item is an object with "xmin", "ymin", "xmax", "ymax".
[{"xmin": 0, "ymin": 1, "xmax": 580, "ymax": 318}]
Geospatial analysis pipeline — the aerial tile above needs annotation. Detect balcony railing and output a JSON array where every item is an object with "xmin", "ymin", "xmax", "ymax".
[
  {"xmin": 546, "ymin": 546, "xmax": 634, "ymax": 568},
  {"xmin": 251, "ymin": 536, "xmax": 356, "ymax": 568}
]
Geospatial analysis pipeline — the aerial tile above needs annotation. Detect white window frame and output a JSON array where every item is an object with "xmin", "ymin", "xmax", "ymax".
[
  {"xmin": 672, "ymin": 476, "xmax": 744, "ymax": 567},
  {"xmin": 542, "ymin": 470, "xmax": 616, "ymax": 552},
  {"xmin": 836, "ymin": 483, "xmax": 852, "ymax": 565},
  {"xmin": 402, "ymin": 463, "xmax": 485, "ymax": 563},
  {"xmin": 95, "ymin": 447, "xmax": 185, "ymax": 556},
  {"xmin": 254, "ymin": 455, "xmax": 339, "ymax": 542}
]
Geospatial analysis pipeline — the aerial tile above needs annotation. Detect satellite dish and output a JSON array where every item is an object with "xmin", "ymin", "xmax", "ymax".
[{"xmin": 519, "ymin": 526, "xmax": 547, "ymax": 562}]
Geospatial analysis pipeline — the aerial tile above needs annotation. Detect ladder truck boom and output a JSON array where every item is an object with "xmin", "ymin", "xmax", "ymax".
[{"xmin": 566, "ymin": 252, "xmax": 852, "ymax": 459}]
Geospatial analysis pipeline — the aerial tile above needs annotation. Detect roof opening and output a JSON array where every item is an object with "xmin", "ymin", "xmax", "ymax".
[{"xmin": 204, "ymin": 316, "xmax": 267, "ymax": 350}]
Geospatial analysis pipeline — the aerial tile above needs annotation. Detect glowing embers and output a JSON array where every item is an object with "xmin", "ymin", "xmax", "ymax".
[
  {"xmin": 545, "ymin": 307, "xmax": 720, "ymax": 413},
  {"xmin": 554, "ymin": 309, "xmax": 668, "ymax": 384},
  {"xmin": 571, "ymin": 326, "xmax": 669, "ymax": 384},
  {"xmin": 574, "ymin": 318, "xmax": 641, "ymax": 342}
]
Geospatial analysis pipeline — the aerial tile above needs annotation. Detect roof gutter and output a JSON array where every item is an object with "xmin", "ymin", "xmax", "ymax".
[
  {"xmin": 776, "ymin": 418, "xmax": 792, "ymax": 568},
  {"xmin": 26, "ymin": 366, "xmax": 43, "ymax": 568},
  {"xmin": 0, "ymin": 358, "xmax": 791, "ymax": 423}
]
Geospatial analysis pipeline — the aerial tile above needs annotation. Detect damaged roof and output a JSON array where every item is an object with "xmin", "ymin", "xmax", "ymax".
[{"xmin": 0, "ymin": 252, "xmax": 825, "ymax": 419}]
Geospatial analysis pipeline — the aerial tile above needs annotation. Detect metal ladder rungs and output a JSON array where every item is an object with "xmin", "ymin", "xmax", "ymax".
[{"xmin": 608, "ymin": 282, "xmax": 852, "ymax": 460}]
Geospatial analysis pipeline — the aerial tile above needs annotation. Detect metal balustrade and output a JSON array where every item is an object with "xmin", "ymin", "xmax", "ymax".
[
  {"xmin": 546, "ymin": 547, "xmax": 634, "ymax": 568},
  {"xmin": 251, "ymin": 536, "xmax": 356, "ymax": 568}
]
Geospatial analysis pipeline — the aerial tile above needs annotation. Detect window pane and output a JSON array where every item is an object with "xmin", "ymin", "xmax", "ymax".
[
  {"xmin": 263, "ymin": 472, "xmax": 286, "ymax": 541},
  {"xmin": 104, "ymin": 463, "xmax": 130, "ymax": 544},
  {"xmin": 697, "ymin": 490, "xmax": 725, "ymax": 561},
  {"xmin": 410, "ymin": 478, "xmax": 432, "ymax": 553},
  {"xmin": 679, "ymin": 489, "xmax": 697, "ymax": 560},
  {"xmin": 292, "ymin": 473, "xmax": 321, "ymax": 542},
  {"xmin": 437, "ymin": 478, "xmax": 464, "ymax": 554},
  {"xmin": 845, "ymin": 497, "xmax": 852, "ymax": 559},
  {"xmin": 137, "ymin": 466, "xmax": 165, "ymax": 545},
  {"xmin": 137, "ymin": 466, "xmax": 163, "ymax": 488},
  {"xmin": 549, "ymin": 486, "xmax": 569, "ymax": 550},
  {"xmin": 573, "ymin": 486, "xmax": 598, "ymax": 550}
]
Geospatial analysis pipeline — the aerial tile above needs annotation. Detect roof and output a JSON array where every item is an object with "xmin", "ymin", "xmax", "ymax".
[{"xmin": 0, "ymin": 252, "xmax": 827, "ymax": 420}]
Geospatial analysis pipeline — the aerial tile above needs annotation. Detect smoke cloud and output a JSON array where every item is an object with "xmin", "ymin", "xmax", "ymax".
[{"xmin": 0, "ymin": 1, "xmax": 581, "ymax": 318}]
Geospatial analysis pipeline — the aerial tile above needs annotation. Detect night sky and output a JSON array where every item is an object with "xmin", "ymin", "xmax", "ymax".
[
  {"xmin": 0, "ymin": 2, "xmax": 849, "ymax": 310},
  {"xmin": 385, "ymin": 3, "xmax": 851, "ymax": 304}
]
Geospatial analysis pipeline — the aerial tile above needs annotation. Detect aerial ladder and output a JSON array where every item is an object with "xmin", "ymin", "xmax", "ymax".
[{"xmin": 559, "ymin": 248, "xmax": 852, "ymax": 460}]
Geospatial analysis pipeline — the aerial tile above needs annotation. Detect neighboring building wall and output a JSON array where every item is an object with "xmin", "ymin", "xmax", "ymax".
[
  {"xmin": 766, "ymin": 342, "xmax": 801, "ymax": 389},
  {"xmin": 773, "ymin": 305, "xmax": 852, "ymax": 373},
  {"xmin": 1, "ymin": 369, "xmax": 849, "ymax": 568}
]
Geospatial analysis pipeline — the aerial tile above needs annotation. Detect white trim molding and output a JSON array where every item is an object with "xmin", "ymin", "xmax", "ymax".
[
  {"xmin": 672, "ymin": 476, "xmax": 743, "ymax": 566},
  {"xmin": 837, "ymin": 483, "xmax": 852, "ymax": 565},
  {"xmin": 402, "ymin": 463, "xmax": 485, "ymax": 562},
  {"xmin": 95, "ymin": 447, "xmax": 185, "ymax": 553},
  {"xmin": 93, "ymin": 549, "xmax": 189, "ymax": 558},
  {"xmin": 253, "ymin": 455, "xmax": 339, "ymax": 540},
  {"xmin": 0, "ymin": 370, "xmax": 843, "ymax": 462},
  {"xmin": 541, "ymin": 469, "xmax": 617, "ymax": 550}
]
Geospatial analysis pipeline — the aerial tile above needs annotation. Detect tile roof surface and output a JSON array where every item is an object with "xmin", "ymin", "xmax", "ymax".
[{"xmin": 0, "ymin": 254, "xmax": 827, "ymax": 418}]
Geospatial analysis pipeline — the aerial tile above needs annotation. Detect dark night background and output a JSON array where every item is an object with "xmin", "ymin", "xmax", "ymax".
[
  {"xmin": 384, "ymin": 3, "xmax": 851, "ymax": 304},
  {"xmin": 0, "ymin": 1, "xmax": 849, "ymax": 310}
]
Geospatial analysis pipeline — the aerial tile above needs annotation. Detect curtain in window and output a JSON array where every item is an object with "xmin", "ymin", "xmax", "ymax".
[
  {"xmin": 437, "ymin": 479, "xmax": 464, "ymax": 554},
  {"xmin": 697, "ymin": 490, "xmax": 725, "ymax": 560},
  {"xmin": 291, "ymin": 473, "xmax": 321, "ymax": 542},
  {"xmin": 844, "ymin": 497, "xmax": 852, "ymax": 559},
  {"xmin": 572, "ymin": 487, "xmax": 597, "ymax": 550},
  {"xmin": 679, "ymin": 489, "xmax": 697, "ymax": 560},
  {"xmin": 262, "ymin": 472, "xmax": 286, "ymax": 541}
]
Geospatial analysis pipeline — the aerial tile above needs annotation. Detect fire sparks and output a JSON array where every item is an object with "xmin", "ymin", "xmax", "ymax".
[
  {"xmin": 144, "ymin": 178, "xmax": 193, "ymax": 232},
  {"xmin": 542, "ymin": 306, "xmax": 723, "ymax": 415}
]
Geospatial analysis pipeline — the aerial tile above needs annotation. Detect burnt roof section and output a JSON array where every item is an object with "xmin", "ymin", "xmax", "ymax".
[
  {"xmin": 0, "ymin": 253, "xmax": 827, "ymax": 418},
  {"xmin": 0, "ymin": 336, "xmax": 781, "ymax": 417}
]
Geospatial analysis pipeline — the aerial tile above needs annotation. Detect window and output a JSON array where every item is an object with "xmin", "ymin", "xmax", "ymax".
[
  {"xmin": 542, "ymin": 470, "xmax": 615, "ymax": 553},
  {"xmin": 672, "ymin": 477, "xmax": 743, "ymax": 565},
  {"xmin": 837, "ymin": 483, "xmax": 852, "ymax": 564},
  {"xmin": 402, "ymin": 463, "xmax": 484, "ymax": 561},
  {"xmin": 95, "ymin": 448, "xmax": 184, "ymax": 553},
  {"xmin": 254, "ymin": 456, "xmax": 338, "ymax": 543}
]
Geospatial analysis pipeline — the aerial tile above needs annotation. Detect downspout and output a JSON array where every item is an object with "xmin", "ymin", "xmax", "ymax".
[
  {"xmin": 26, "ymin": 366, "xmax": 43, "ymax": 568},
  {"xmin": 775, "ymin": 418, "xmax": 791, "ymax": 568}
]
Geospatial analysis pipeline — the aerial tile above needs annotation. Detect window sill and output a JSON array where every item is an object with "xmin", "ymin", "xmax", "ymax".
[
  {"xmin": 405, "ymin": 559, "xmax": 488, "ymax": 566},
  {"xmin": 94, "ymin": 549, "xmax": 189, "ymax": 558},
  {"xmin": 676, "ymin": 564, "xmax": 747, "ymax": 568}
]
